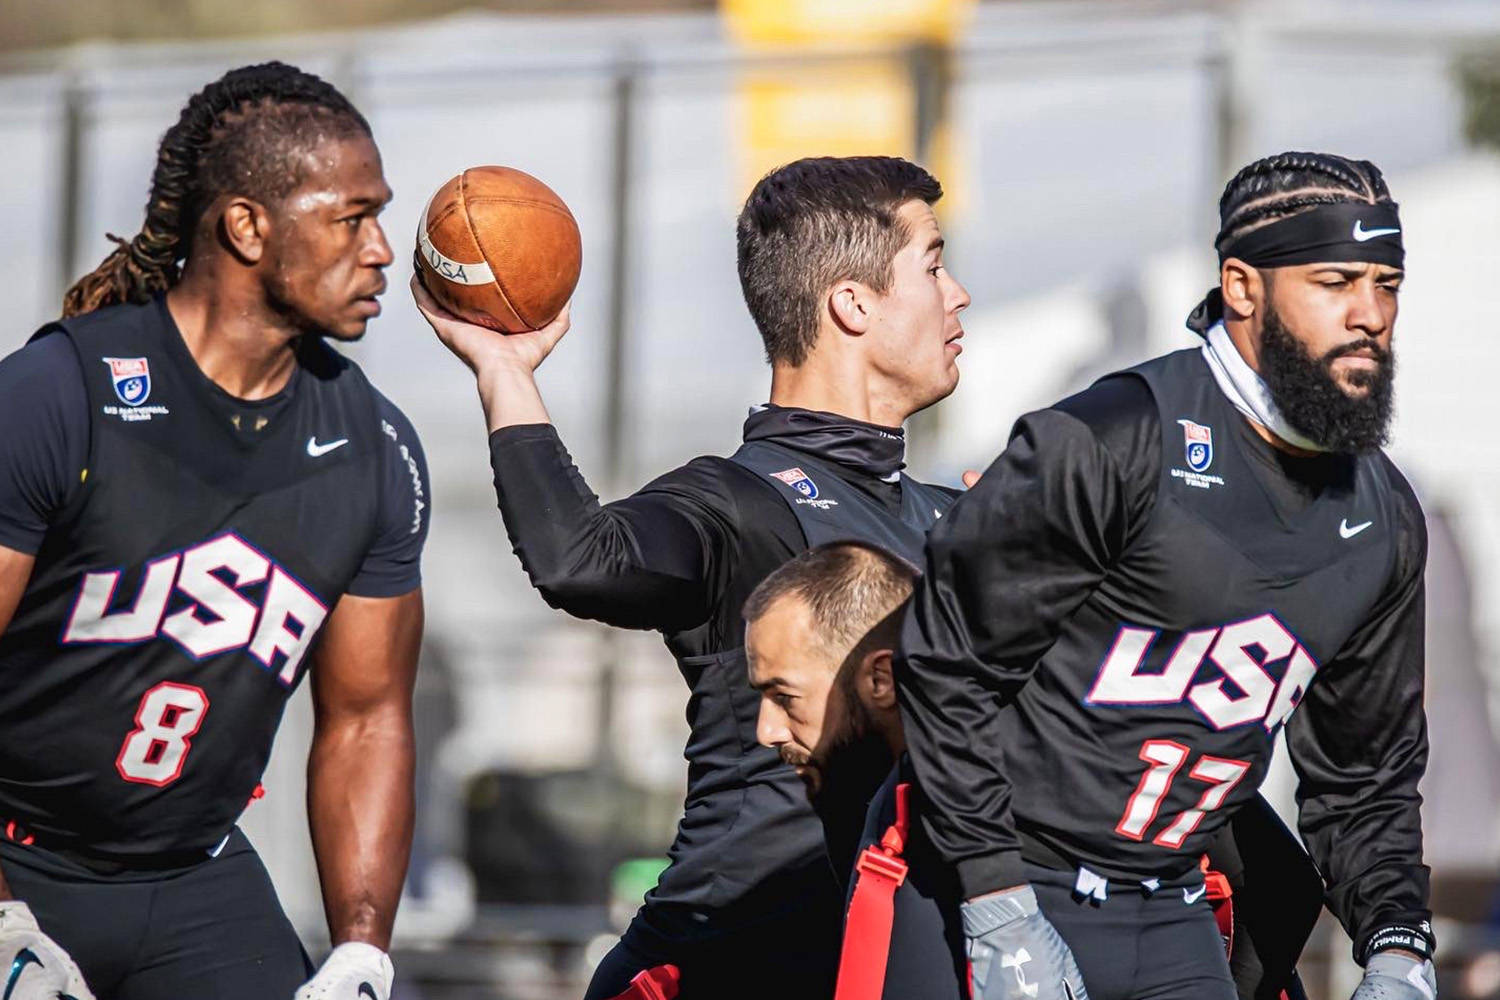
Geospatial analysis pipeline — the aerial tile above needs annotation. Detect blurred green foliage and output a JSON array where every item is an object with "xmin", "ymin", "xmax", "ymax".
[{"xmin": 1460, "ymin": 51, "xmax": 1500, "ymax": 152}]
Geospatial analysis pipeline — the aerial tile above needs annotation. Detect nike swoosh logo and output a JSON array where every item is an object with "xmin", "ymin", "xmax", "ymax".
[
  {"xmin": 4, "ymin": 949, "xmax": 43, "ymax": 1000},
  {"xmin": 1340, "ymin": 518, "xmax": 1373, "ymax": 539},
  {"xmin": 1353, "ymin": 220, "xmax": 1400, "ymax": 242},
  {"xmin": 358, "ymin": 983, "xmax": 379, "ymax": 1000},
  {"xmin": 1183, "ymin": 885, "xmax": 1207, "ymax": 905},
  {"xmin": 306, "ymin": 436, "xmax": 349, "ymax": 458}
]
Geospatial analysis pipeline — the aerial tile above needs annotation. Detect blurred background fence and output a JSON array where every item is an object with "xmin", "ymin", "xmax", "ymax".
[{"xmin": 3, "ymin": 1, "xmax": 1500, "ymax": 996}]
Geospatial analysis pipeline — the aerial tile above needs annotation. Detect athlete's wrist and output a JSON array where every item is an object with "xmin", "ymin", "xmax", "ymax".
[
  {"xmin": 967, "ymin": 883, "xmax": 1032, "ymax": 905},
  {"xmin": 474, "ymin": 363, "xmax": 552, "ymax": 431},
  {"xmin": 955, "ymin": 848, "xmax": 1027, "ymax": 901},
  {"xmin": 1358, "ymin": 920, "xmax": 1436, "ymax": 966}
]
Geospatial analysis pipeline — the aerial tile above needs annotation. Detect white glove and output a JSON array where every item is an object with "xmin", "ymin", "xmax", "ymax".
[
  {"xmin": 0, "ymin": 901, "xmax": 95, "ymax": 1000},
  {"xmin": 293, "ymin": 942, "xmax": 394, "ymax": 1000},
  {"xmin": 963, "ymin": 886, "xmax": 1088, "ymax": 1000},
  {"xmin": 1350, "ymin": 951, "xmax": 1436, "ymax": 1000}
]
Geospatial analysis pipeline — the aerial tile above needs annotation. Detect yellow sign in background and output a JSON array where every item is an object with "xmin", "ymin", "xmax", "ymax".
[
  {"xmin": 723, "ymin": 0, "xmax": 974, "ymax": 202},
  {"xmin": 722, "ymin": 0, "xmax": 970, "ymax": 46}
]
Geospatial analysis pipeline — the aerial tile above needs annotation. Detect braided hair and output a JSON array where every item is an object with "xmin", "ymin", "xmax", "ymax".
[
  {"xmin": 62, "ymin": 62, "xmax": 370, "ymax": 318},
  {"xmin": 1215, "ymin": 151, "xmax": 1392, "ymax": 253},
  {"xmin": 1188, "ymin": 151, "xmax": 1394, "ymax": 332}
]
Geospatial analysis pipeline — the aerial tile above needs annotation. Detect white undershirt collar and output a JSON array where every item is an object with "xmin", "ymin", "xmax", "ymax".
[{"xmin": 1200, "ymin": 321, "xmax": 1328, "ymax": 453}]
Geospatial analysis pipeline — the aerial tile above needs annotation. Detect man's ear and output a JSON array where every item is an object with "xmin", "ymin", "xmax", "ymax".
[
  {"xmin": 1220, "ymin": 258, "xmax": 1262, "ymax": 321},
  {"xmin": 218, "ymin": 196, "xmax": 272, "ymax": 265},
  {"xmin": 828, "ymin": 280, "xmax": 873, "ymax": 336},
  {"xmin": 863, "ymin": 648, "xmax": 897, "ymax": 710}
]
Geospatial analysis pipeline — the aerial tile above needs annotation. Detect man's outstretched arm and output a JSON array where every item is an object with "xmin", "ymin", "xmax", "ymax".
[{"xmin": 414, "ymin": 278, "xmax": 735, "ymax": 634}]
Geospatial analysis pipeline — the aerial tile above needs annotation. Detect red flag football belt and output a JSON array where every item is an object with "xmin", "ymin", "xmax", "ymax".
[
  {"xmin": 831, "ymin": 787, "xmax": 1240, "ymax": 1000},
  {"xmin": 604, "ymin": 964, "xmax": 680, "ymax": 1000},
  {"xmin": 834, "ymin": 782, "xmax": 912, "ymax": 1000}
]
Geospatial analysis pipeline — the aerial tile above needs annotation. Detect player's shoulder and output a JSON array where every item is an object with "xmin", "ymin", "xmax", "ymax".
[
  {"xmin": 1038, "ymin": 373, "xmax": 1160, "ymax": 468},
  {"xmin": 0, "ymin": 326, "xmax": 84, "ymax": 390},
  {"xmin": 638, "ymin": 453, "xmax": 799, "ymax": 544},
  {"xmin": 640, "ymin": 454, "xmax": 746, "ymax": 508},
  {"xmin": 40, "ymin": 298, "xmax": 164, "ymax": 357}
]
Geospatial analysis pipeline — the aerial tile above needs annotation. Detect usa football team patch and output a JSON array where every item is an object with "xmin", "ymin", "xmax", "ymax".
[
  {"xmin": 103, "ymin": 357, "xmax": 151, "ymax": 407},
  {"xmin": 1178, "ymin": 419, "xmax": 1213, "ymax": 472},
  {"xmin": 770, "ymin": 467, "xmax": 820, "ymax": 500}
]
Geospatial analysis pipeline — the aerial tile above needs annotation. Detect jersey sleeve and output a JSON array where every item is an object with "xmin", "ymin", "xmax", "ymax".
[
  {"xmin": 0, "ymin": 331, "xmax": 89, "ymax": 554},
  {"xmin": 488, "ymin": 424, "xmax": 738, "ymax": 634},
  {"xmin": 896, "ymin": 376, "xmax": 1160, "ymax": 898},
  {"xmin": 345, "ymin": 393, "xmax": 430, "ymax": 598},
  {"xmin": 1286, "ymin": 462, "xmax": 1433, "ymax": 965}
]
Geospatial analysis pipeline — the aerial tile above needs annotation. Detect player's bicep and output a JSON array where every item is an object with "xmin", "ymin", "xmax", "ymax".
[
  {"xmin": 311, "ymin": 589, "xmax": 423, "ymax": 721},
  {"xmin": 0, "ymin": 544, "xmax": 36, "ymax": 635}
]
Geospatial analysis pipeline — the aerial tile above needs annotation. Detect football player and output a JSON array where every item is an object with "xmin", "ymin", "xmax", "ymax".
[
  {"xmin": 417, "ymin": 156, "xmax": 969, "ymax": 1000},
  {"xmin": 899, "ymin": 151, "xmax": 1433, "ymax": 1000},
  {"xmin": 0, "ymin": 63, "xmax": 427, "ymax": 1000}
]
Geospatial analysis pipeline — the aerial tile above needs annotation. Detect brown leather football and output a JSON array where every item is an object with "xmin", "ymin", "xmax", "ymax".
[{"xmin": 415, "ymin": 166, "xmax": 581, "ymax": 333}]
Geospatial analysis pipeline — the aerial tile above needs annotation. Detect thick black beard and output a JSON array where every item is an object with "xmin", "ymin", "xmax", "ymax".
[
  {"xmin": 1257, "ymin": 304, "xmax": 1395, "ymax": 453},
  {"xmin": 806, "ymin": 675, "xmax": 888, "ymax": 806}
]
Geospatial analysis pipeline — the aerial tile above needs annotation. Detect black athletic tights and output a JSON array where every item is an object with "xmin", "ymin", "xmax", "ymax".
[{"xmin": 0, "ymin": 828, "xmax": 312, "ymax": 1000}]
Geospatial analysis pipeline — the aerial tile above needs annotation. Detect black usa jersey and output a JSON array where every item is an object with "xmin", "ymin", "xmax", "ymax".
[
  {"xmin": 1000, "ymin": 348, "xmax": 1401, "ymax": 878},
  {"xmin": 0, "ymin": 299, "xmax": 386, "ymax": 858}
]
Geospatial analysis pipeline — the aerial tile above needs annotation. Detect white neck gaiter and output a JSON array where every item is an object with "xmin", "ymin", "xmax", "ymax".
[{"xmin": 1200, "ymin": 321, "xmax": 1327, "ymax": 453}]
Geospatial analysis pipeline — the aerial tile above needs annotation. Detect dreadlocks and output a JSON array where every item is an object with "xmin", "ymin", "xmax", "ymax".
[{"xmin": 62, "ymin": 61, "xmax": 369, "ymax": 318}]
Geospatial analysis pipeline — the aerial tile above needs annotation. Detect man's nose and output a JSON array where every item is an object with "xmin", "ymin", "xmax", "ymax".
[
  {"xmin": 365, "ymin": 219, "xmax": 395, "ymax": 268},
  {"xmin": 1347, "ymin": 280, "xmax": 1390, "ymax": 338},
  {"xmin": 756, "ymin": 701, "xmax": 789, "ymax": 749},
  {"xmin": 949, "ymin": 274, "xmax": 972, "ymax": 313}
]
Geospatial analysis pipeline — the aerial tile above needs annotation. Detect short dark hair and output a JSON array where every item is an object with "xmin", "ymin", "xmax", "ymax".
[
  {"xmin": 1215, "ymin": 151, "xmax": 1394, "ymax": 253},
  {"xmin": 743, "ymin": 541, "xmax": 917, "ymax": 658},
  {"xmin": 736, "ymin": 156, "xmax": 943, "ymax": 367},
  {"xmin": 63, "ymin": 61, "xmax": 370, "ymax": 318}
]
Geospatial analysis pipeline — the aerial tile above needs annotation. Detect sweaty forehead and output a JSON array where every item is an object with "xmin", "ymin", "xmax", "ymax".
[{"xmin": 285, "ymin": 134, "xmax": 391, "ymax": 209}]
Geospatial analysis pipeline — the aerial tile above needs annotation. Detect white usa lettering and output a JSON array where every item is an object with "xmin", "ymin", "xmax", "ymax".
[
  {"xmin": 1085, "ymin": 613, "xmax": 1318, "ymax": 732},
  {"xmin": 63, "ymin": 533, "xmax": 328, "ymax": 685}
]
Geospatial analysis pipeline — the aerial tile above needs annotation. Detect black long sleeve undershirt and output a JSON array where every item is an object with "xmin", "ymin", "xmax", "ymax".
[{"xmin": 488, "ymin": 423, "xmax": 741, "ymax": 635}]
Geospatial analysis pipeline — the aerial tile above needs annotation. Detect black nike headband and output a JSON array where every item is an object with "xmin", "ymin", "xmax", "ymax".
[
  {"xmin": 1216, "ymin": 200, "xmax": 1405, "ymax": 269},
  {"xmin": 1188, "ymin": 200, "xmax": 1405, "ymax": 334}
]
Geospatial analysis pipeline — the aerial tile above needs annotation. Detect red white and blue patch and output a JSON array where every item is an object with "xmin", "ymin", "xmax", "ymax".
[
  {"xmin": 1178, "ymin": 419, "xmax": 1213, "ymax": 473},
  {"xmin": 103, "ymin": 357, "xmax": 151, "ymax": 407},
  {"xmin": 770, "ymin": 467, "xmax": 820, "ymax": 500}
]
